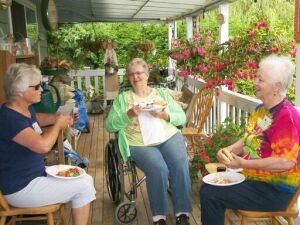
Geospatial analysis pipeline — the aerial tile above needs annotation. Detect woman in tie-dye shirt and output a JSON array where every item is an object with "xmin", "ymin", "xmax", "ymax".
[{"xmin": 200, "ymin": 55, "xmax": 300, "ymax": 225}]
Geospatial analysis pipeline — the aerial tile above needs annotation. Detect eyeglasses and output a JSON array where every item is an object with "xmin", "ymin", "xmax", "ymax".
[
  {"xmin": 128, "ymin": 71, "xmax": 145, "ymax": 77},
  {"xmin": 28, "ymin": 82, "xmax": 42, "ymax": 90}
]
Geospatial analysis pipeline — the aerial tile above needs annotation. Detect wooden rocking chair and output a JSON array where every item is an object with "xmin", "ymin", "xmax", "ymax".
[
  {"xmin": 182, "ymin": 88, "xmax": 214, "ymax": 148},
  {"xmin": 0, "ymin": 191, "xmax": 67, "ymax": 225}
]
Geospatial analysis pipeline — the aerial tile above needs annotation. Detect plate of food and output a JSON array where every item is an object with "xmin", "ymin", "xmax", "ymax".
[
  {"xmin": 140, "ymin": 99, "xmax": 167, "ymax": 111},
  {"xmin": 46, "ymin": 165, "xmax": 86, "ymax": 179},
  {"xmin": 202, "ymin": 171, "xmax": 245, "ymax": 186}
]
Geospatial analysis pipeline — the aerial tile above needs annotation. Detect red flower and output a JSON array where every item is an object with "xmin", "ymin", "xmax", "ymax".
[
  {"xmin": 207, "ymin": 138, "xmax": 214, "ymax": 145},
  {"xmin": 204, "ymin": 156, "xmax": 210, "ymax": 163},
  {"xmin": 200, "ymin": 152, "xmax": 206, "ymax": 157},
  {"xmin": 291, "ymin": 46, "xmax": 297, "ymax": 58}
]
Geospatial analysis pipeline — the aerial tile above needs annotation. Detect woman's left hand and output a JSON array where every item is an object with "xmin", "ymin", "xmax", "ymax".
[
  {"xmin": 150, "ymin": 108, "xmax": 169, "ymax": 121},
  {"xmin": 224, "ymin": 153, "xmax": 245, "ymax": 169}
]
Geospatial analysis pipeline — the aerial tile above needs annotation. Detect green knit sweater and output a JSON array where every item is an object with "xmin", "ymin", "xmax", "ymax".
[{"xmin": 105, "ymin": 88, "xmax": 186, "ymax": 161}]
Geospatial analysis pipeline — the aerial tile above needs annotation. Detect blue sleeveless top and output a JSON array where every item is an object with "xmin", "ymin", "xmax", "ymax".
[{"xmin": 0, "ymin": 105, "xmax": 46, "ymax": 195}]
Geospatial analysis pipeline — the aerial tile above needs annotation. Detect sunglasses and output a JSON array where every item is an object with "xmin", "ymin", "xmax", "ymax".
[{"xmin": 28, "ymin": 82, "xmax": 42, "ymax": 91}]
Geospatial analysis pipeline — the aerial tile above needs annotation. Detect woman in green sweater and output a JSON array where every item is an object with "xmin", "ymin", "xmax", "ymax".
[{"xmin": 105, "ymin": 58, "xmax": 192, "ymax": 225}]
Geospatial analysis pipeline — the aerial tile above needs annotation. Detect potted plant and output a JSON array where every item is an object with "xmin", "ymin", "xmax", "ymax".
[
  {"xmin": 85, "ymin": 85, "xmax": 104, "ymax": 114},
  {"xmin": 40, "ymin": 56, "xmax": 73, "ymax": 76}
]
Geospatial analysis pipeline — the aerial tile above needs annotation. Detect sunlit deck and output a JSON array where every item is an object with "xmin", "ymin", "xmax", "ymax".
[{"xmin": 61, "ymin": 113, "xmax": 279, "ymax": 225}]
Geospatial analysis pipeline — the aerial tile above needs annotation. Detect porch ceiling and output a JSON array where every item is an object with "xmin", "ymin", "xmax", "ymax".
[{"xmin": 56, "ymin": 0, "xmax": 234, "ymax": 23}]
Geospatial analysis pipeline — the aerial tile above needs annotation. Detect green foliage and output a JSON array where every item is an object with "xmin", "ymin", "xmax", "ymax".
[
  {"xmin": 46, "ymin": 0, "xmax": 296, "ymax": 100},
  {"xmin": 47, "ymin": 23, "xmax": 169, "ymax": 69},
  {"xmin": 189, "ymin": 118, "xmax": 246, "ymax": 181}
]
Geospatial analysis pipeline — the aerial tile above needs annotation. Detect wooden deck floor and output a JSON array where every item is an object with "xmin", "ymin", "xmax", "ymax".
[{"xmin": 63, "ymin": 114, "xmax": 295, "ymax": 225}]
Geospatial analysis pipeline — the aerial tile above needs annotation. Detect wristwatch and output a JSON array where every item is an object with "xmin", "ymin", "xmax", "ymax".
[{"xmin": 41, "ymin": 0, "xmax": 58, "ymax": 31}]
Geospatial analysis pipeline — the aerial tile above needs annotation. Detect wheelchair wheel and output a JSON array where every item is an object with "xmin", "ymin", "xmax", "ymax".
[
  {"xmin": 105, "ymin": 139, "xmax": 121, "ymax": 203},
  {"xmin": 115, "ymin": 202, "xmax": 137, "ymax": 225}
]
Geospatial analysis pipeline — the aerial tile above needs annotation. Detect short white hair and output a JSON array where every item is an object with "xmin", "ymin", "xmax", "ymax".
[
  {"xmin": 126, "ymin": 58, "xmax": 149, "ymax": 76},
  {"xmin": 4, "ymin": 63, "xmax": 42, "ymax": 102},
  {"xmin": 259, "ymin": 54, "xmax": 294, "ymax": 97}
]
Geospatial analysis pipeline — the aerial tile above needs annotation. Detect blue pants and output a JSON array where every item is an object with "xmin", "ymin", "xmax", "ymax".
[
  {"xmin": 130, "ymin": 132, "xmax": 192, "ymax": 216},
  {"xmin": 200, "ymin": 180, "xmax": 294, "ymax": 225}
]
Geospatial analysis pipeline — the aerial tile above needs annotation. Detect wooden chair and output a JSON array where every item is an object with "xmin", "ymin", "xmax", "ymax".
[
  {"xmin": 0, "ymin": 191, "xmax": 67, "ymax": 225},
  {"xmin": 225, "ymin": 184, "xmax": 300, "ymax": 225},
  {"xmin": 182, "ymin": 88, "xmax": 214, "ymax": 148}
]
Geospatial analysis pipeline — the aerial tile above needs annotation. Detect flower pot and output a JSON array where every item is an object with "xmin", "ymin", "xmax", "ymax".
[{"xmin": 86, "ymin": 101, "xmax": 104, "ymax": 114}]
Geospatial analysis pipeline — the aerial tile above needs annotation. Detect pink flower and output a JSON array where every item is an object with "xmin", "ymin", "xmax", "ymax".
[
  {"xmin": 182, "ymin": 50, "xmax": 192, "ymax": 58},
  {"xmin": 197, "ymin": 48, "xmax": 206, "ymax": 56},
  {"xmin": 179, "ymin": 70, "xmax": 189, "ymax": 77},
  {"xmin": 197, "ymin": 64, "xmax": 207, "ymax": 73}
]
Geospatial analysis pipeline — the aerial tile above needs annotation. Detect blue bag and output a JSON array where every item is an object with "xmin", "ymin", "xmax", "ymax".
[
  {"xmin": 63, "ymin": 139, "xmax": 89, "ymax": 168},
  {"xmin": 73, "ymin": 89, "xmax": 89, "ymax": 132}
]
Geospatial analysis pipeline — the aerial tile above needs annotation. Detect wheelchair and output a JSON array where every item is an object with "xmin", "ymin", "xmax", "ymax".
[{"xmin": 105, "ymin": 137, "xmax": 146, "ymax": 225}]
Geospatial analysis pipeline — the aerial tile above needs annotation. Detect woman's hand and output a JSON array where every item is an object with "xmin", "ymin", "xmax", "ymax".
[
  {"xmin": 56, "ymin": 114, "xmax": 74, "ymax": 129},
  {"xmin": 150, "ymin": 108, "xmax": 169, "ymax": 121},
  {"xmin": 127, "ymin": 105, "xmax": 143, "ymax": 119},
  {"xmin": 224, "ymin": 153, "xmax": 245, "ymax": 169}
]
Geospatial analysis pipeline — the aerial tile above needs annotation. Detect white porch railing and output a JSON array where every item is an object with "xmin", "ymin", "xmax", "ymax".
[
  {"xmin": 68, "ymin": 69, "xmax": 261, "ymax": 132},
  {"xmin": 175, "ymin": 76, "xmax": 261, "ymax": 133},
  {"xmin": 67, "ymin": 68, "xmax": 126, "ymax": 107}
]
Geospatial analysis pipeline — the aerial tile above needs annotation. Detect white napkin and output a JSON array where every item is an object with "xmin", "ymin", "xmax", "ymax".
[{"xmin": 138, "ymin": 112, "xmax": 166, "ymax": 145}]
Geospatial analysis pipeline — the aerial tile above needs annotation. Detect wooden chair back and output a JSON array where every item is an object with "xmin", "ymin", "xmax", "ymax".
[
  {"xmin": 0, "ymin": 191, "xmax": 66, "ymax": 225},
  {"xmin": 185, "ymin": 88, "xmax": 214, "ymax": 133}
]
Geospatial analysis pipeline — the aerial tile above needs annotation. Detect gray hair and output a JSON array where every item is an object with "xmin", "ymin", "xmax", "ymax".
[
  {"xmin": 126, "ymin": 58, "xmax": 149, "ymax": 76},
  {"xmin": 259, "ymin": 54, "xmax": 294, "ymax": 97},
  {"xmin": 4, "ymin": 63, "xmax": 42, "ymax": 101}
]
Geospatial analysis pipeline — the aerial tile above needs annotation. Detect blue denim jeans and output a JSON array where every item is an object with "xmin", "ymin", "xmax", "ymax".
[
  {"xmin": 200, "ymin": 180, "xmax": 294, "ymax": 225},
  {"xmin": 130, "ymin": 132, "xmax": 192, "ymax": 216}
]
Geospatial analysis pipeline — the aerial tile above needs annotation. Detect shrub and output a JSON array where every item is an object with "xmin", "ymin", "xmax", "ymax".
[{"xmin": 189, "ymin": 118, "xmax": 246, "ymax": 182}]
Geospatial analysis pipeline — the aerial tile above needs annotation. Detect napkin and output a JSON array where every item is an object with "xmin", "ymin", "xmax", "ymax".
[{"xmin": 138, "ymin": 112, "xmax": 165, "ymax": 145}]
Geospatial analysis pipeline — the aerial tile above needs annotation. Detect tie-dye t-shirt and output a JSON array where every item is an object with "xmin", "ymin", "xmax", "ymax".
[{"xmin": 242, "ymin": 99, "xmax": 300, "ymax": 193}]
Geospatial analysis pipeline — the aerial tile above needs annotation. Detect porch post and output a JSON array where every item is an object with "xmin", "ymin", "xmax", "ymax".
[
  {"xmin": 219, "ymin": 3, "xmax": 229, "ymax": 124},
  {"xmin": 219, "ymin": 3, "xmax": 229, "ymax": 44},
  {"xmin": 168, "ymin": 21, "xmax": 177, "ymax": 69},
  {"xmin": 186, "ymin": 17, "xmax": 193, "ymax": 41}
]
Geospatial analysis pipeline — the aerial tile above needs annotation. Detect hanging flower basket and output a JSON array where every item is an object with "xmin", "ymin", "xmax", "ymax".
[{"xmin": 138, "ymin": 40, "xmax": 155, "ymax": 52}]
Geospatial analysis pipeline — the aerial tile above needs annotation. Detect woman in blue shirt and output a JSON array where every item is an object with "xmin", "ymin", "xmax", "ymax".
[{"xmin": 0, "ymin": 63, "xmax": 96, "ymax": 225}]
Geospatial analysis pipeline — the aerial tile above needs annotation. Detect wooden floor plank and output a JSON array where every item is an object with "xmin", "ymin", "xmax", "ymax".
[{"xmin": 65, "ymin": 114, "xmax": 274, "ymax": 225}]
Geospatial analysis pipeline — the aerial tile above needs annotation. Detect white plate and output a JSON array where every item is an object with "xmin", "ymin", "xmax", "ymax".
[
  {"xmin": 142, "ymin": 105, "xmax": 166, "ymax": 111},
  {"xmin": 202, "ymin": 171, "xmax": 245, "ymax": 186},
  {"xmin": 46, "ymin": 165, "xmax": 86, "ymax": 179},
  {"xmin": 227, "ymin": 168, "xmax": 243, "ymax": 173}
]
